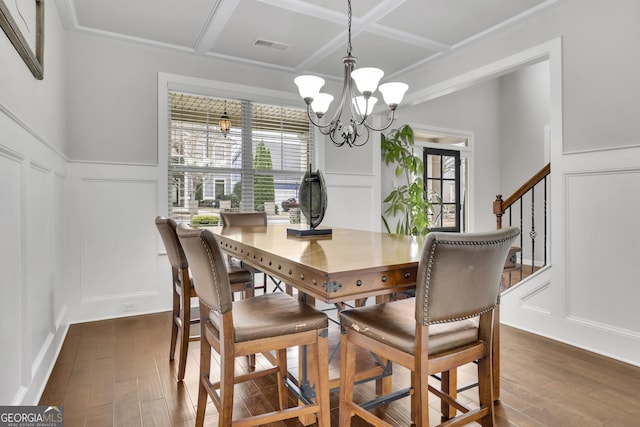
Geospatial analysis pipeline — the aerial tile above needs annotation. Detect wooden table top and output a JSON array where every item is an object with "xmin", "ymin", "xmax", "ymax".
[{"xmin": 208, "ymin": 224, "xmax": 424, "ymax": 303}]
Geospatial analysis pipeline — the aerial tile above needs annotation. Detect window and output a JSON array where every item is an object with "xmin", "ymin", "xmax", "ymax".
[
  {"xmin": 424, "ymin": 147, "xmax": 463, "ymax": 232},
  {"xmin": 168, "ymin": 92, "xmax": 312, "ymax": 221}
]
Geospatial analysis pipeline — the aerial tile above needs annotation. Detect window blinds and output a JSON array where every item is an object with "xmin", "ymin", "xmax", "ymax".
[{"xmin": 168, "ymin": 91, "xmax": 312, "ymax": 219}]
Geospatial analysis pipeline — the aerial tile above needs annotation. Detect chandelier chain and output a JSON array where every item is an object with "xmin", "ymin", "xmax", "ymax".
[{"xmin": 347, "ymin": 0, "xmax": 352, "ymax": 56}]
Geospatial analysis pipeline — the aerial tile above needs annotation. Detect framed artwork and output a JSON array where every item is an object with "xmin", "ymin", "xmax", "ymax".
[{"xmin": 0, "ymin": 0, "xmax": 44, "ymax": 79}]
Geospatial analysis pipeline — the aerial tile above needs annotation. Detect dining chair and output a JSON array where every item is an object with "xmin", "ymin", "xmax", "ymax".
[
  {"xmin": 155, "ymin": 216, "xmax": 254, "ymax": 381},
  {"xmin": 220, "ymin": 211, "xmax": 289, "ymax": 294},
  {"xmin": 177, "ymin": 224, "xmax": 331, "ymax": 427},
  {"xmin": 338, "ymin": 227, "xmax": 520, "ymax": 427}
]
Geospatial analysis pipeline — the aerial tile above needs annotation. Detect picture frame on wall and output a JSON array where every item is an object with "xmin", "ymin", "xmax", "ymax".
[{"xmin": 0, "ymin": 0, "xmax": 44, "ymax": 80}]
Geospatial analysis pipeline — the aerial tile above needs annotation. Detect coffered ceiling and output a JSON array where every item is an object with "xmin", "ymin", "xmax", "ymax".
[{"xmin": 55, "ymin": 0, "xmax": 562, "ymax": 82}]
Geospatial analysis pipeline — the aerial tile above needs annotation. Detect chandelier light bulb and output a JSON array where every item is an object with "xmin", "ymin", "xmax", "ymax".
[
  {"xmin": 351, "ymin": 67, "xmax": 384, "ymax": 96},
  {"xmin": 294, "ymin": 75, "xmax": 325, "ymax": 103},
  {"xmin": 353, "ymin": 96, "xmax": 378, "ymax": 116},
  {"xmin": 311, "ymin": 93, "xmax": 334, "ymax": 117},
  {"xmin": 378, "ymin": 82, "xmax": 409, "ymax": 109}
]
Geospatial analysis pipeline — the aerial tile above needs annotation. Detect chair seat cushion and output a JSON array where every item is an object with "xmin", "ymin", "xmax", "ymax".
[
  {"xmin": 340, "ymin": 298, "xmax": 479, "ymax": 355},
  {"xmin": 210, "ymin": 292, "xmax": 328, "ymax": 342}
]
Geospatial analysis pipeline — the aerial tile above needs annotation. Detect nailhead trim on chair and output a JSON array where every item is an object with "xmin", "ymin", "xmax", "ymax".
[
  {"xmin": 200, "ymin": 238, "xmax": 225, "ymax": 314},
  {"xmin": 177, "ymin": 231, "xmax": 220, "ymax": 313},
  {"xmin": 422, "ymin": 231, "xmax": 519, "ymax": 325}
]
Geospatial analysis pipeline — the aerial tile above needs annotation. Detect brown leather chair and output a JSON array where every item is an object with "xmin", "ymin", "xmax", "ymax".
[
  {"xmin": 220, "ymin": 211, "xmax": 267, "ymax": 228},
  {"xmin": 177, "ymin": 224, "xmax": 330, "ymax": 427},
  {"xmin": 338, "ymin": 227, "xmax": 520, "ymax": 427},
  {"xmin": 220, "ymin": 211, "xmax": 286, "ymax": 294},
  {"xmin": 155, "ymin": 216, "xmax": 253, "ymax": 381}
]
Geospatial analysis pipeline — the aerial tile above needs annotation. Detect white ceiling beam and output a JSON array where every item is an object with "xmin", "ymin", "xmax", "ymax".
[{"xmin": 194, "ymin": 0, "xmax": 240, "ymax": 54}]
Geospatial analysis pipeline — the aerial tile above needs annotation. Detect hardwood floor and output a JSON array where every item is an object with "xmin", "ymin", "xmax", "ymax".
[{"xmin": 40, "ymin": 310, "xmax": 640, "ymax": 426}]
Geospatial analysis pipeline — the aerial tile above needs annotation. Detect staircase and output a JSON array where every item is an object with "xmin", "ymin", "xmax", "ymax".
[{"xmin": 494, "ymin": 163, "xmax": 550, "ymax": 291}]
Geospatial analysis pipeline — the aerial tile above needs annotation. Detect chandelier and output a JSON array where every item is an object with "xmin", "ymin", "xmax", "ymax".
[{"xmin": 294, "ymin": 0, "xmax": 408, "ymax": 147}]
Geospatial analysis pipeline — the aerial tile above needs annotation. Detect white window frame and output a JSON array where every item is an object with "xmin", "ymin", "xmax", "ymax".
[{"xmin": 157, "ymin": 72, "xmax": 319, "ymax": 219}]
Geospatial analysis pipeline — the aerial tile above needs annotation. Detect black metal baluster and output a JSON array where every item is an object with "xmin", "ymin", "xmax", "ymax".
[
  {"xmin": 544, "ymin": 176, "xmax": 548, "ymax": 267},
  {"xmin": 519, "ymin": 199, "xmax": 524, "ymax": 281},
  {"xmin": 530, "ymin": 187, "xmax": 536, "ymax": 274}
]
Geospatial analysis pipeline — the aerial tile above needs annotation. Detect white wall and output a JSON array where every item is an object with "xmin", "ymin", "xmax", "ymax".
[
  {"xmin": 394, "ymin": 78, "xmax": 502, "ymax": 232},
  {"xmin": 498, "ymin": 60, "xmax": 549, "ymax": 196},
  {"xmin": 0, "ymin": 0, "xmax": 67, "ymax": 153},
  {"xmin": 396, "ymin": 0, "xmax": 640, "ymax": 366},
  {"xmin": 0, "ymin": 4, "xmax": 69, "ymax": 405}
]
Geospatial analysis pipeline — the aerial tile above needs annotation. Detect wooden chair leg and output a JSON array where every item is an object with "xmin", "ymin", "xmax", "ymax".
[
  {"xmin": 177, "ymin": 296, "xmax": 190, "ymax": 381},
  {"xmin": 195, "ymin": 330, "xmax": 211, "ymax": 427},
  {"xmin": 410, "ymin": 371, "xmax": 417, "ymax": 424},
  {"xmin": 441, "ymin": 369, "xmax": 457, "ymax": 421},
  {"xmin": 415, "ymin": 339, "xmax": 429, "ymax": 427},
  {"xmin": 339, "ymin": 331, "xmax": 356, "ymax": 427},
  {"xmin": 477, "ymin": 354, "xmax": 495, "ymax": 427},
  {"xmin": 169, "ymin": 287, "xmax": 179, "ymax": 361},
  {"xmin": 276, "ymin": 348, "xmax": 289, "ymax": 411},
  {"xmin": 219, "ymin": 345, "xmax": 236, "ymax": 426}
]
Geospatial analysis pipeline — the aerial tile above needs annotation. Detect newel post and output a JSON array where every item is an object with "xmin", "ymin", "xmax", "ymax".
[{"xmin": 493, "ymin": 195, "xmax": 504, "ymax": 230}]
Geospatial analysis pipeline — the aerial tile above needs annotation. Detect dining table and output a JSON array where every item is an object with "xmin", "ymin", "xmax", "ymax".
[{"xmin": 207, "ymin": 223, "xmax": 504, "ymax": 423}]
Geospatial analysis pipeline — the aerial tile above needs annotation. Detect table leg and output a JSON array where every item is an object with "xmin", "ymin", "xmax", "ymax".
[{"xmin": 375, "ymin": 294, "xmax": 392, "ymax": 397}]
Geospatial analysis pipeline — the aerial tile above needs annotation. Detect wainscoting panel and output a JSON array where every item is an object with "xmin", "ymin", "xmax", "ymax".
[
  {"xmin": 0, "ymin": 147, "xmax": 25, "ymax": 405},
  {"xmin": 69, "ymin": 163, "xmax": 170, "ymax": 323},
  {"xmin": 53, "ymin": 173, "xmax": 67, "ymax": 328},
  {"xmin": 323, "ymin": 173, "xmax": 379, "ymax": 231},
  {"xmin": 565, "ymin": 169, "xmax": 640, "ymax": 334},
  {"xmin": 0, "ymin": 107, "xmax": 69, "ymax": 405},
  {"xmin": 501, "ymin": 145, "xmax": 640, "ymax": 366},
  {"xmin": 27, "ymin": 162, "xmax": 55, "ymax": 370},
  {"xmin": 519, "ymin": 281, "xmax": 551, "ymax": 315}
]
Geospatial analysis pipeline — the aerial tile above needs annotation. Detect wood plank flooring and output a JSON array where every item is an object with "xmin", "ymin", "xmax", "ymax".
[{"xmin": 40, "ymin": 310, "xmax": 640, "ymax": 426}]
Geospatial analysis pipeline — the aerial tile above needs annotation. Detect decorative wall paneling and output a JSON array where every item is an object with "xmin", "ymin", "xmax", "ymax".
[
  {"xmin": 501, "ymin": 144, "xmax": 640, "ymax": 366},
  {"xmin": 67, "ymin": 162, "xmax": 171, "ymax": 323},
  {"xmin": 0, "ymin": 108, "xmax": 68, "ymax": 405}
]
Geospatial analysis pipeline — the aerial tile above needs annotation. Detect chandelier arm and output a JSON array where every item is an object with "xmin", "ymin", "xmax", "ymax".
[
  {"xmin": 307, "ymin": 104, "xmax": 328, "ymax": 128},
  {"xmin": 346, "ymin": 121, "xmax": 369, "ymax": 147},
  {"xmin": 328, "ymin": 127, "xmax": 347, "ymax": 147},
  {"xmin": 359, "ymin": 109, "xmax": 397, "ymax": 132},
  {"xmin": 309, "ymin": 109, "xmax": 344, "ymax": 140},
  {"xmin": 323, "ymin": 55, "xmax": 356, "ymax": 128}
]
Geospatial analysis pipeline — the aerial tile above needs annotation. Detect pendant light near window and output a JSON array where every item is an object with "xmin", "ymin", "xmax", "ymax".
[
  {"xmin": 219, "ymin": 100, "xmax": 231, "ymax": 137},
  {"xmin": 294, "ymin": 0, "xmax": 408, "ymax": 147}
]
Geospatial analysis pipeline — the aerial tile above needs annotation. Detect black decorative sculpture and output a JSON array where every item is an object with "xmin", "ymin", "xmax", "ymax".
[{"xmin": 287, "ymin": 166, "xmax": 332, "ymax": 237}]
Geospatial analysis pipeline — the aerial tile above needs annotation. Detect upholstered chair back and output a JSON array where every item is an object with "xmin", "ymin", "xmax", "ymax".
[
  {"xmin": 177, "ymin": 224, "xmax": 233, "ymax": 314},
  {"xmin": 155, "ymin": 216, "xmax": 188, "ymax": 270},
  {"xmin": 414, "ymin": 227, "xmax": 520, "ymax": 326},
  {"xmin": 220, "ymin": 212, "xmax": 267, "ymax": 227}
]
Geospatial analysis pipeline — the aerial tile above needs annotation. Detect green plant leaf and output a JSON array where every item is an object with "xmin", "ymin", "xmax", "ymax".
[{"xmin": 381, "ymin": 124, "xmax": 434, "ymax": 236}]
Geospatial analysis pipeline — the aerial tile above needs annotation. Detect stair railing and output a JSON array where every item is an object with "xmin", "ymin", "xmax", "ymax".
[{"xmin": 493, "ymin": 163, "xmax": 550, "ymax": 287}]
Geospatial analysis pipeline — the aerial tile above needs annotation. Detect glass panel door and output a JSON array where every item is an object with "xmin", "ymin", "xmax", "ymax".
[{"xmin": 424, "ymin": 148, "xmax": 461, "ymax": 231}]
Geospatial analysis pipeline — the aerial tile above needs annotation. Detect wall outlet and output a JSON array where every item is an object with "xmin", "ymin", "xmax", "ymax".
[{"xmin": 123, "ymin": 302, "xmax": 138, "ymax": 312}]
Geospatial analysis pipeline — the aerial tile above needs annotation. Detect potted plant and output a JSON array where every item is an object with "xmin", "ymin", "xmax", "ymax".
[{"xmin": 381, "ymin": 124, "xmax": 438, "ymax": 236}]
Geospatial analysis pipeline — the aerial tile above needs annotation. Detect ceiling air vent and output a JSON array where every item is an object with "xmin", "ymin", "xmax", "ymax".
[{"xmin": 252, "ymin": 39, "xmax": 290, "ymax": 51}]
